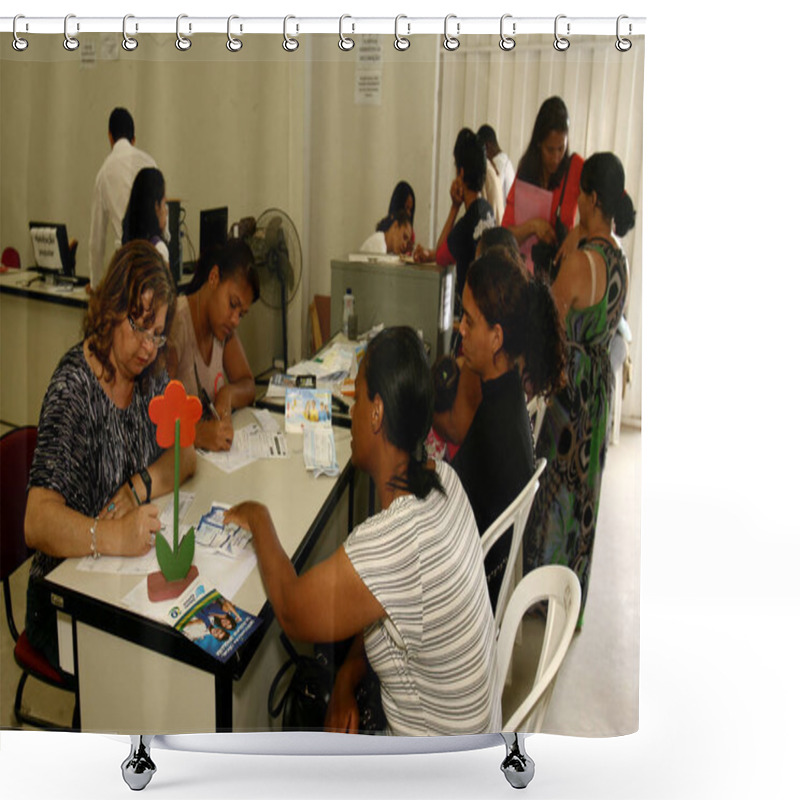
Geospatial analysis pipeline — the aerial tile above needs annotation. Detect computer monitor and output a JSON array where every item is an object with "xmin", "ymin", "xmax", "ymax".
[
  {"xmin": 199, "ymin": 207, "xmax": 228, "ymax": 258},
  {"xmin": 28, "ymin": 222, "xmax": 75, "ymax": 277}
]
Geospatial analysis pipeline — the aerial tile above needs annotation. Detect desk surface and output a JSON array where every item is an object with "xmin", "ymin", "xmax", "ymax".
[
  {"xmin": 0, "ymin": 268, "xmax": 90, "ymax": 308},
  {"xmin": 43, "ymin": 408, "xmax": 354, "ymax": 680}
]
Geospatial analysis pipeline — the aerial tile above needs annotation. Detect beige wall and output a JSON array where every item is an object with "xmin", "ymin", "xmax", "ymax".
[{"xmin": 1, "ymin": 34, "xmax": 443, "ymax": 370}]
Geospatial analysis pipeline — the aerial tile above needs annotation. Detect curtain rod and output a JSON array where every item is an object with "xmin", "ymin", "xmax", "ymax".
[{"xmin": 1, "ymin": 15, "xmax": 646, "ymax": 39}]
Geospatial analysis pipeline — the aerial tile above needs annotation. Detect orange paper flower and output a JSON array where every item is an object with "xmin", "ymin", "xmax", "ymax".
[{"xmin": 148, "ymin": 380, "xmax": 203, "ymax": 448}]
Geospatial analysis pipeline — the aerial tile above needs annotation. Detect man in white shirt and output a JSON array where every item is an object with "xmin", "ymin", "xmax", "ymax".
[
  {"xmin": 478, "ymin": 124, "xmax": 516, "ymax": 202},
  {"xmin": 88, "ymin": 108, "xmax": 156, "ymax": 287}
]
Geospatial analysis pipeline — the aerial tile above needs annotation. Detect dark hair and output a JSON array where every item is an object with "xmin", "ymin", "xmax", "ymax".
[
  {"xmin": 376, "ymin": 181, "xmax": 416, "ymax": 231},
  {"xmin": 580, "ymin": 152, "xmax": 637, "ymax": 237},
  {"xmin": 122, "ymin": 168, "xmax": 165, "ymax": 246},
  {"xmin": 186, "ymin": 238, "xmax": 260, "ymax": 302},
  {"xmin": 363, "ymin": 327, "xmax": 444, "ymax": 500},
  {"xmin": 453, "ymin": 128, "xmax": 487, "ymax": 194},
  {"xmin": 476, "ymin": 124, "xmax": 499, "ymax": 148},
  {"xmin": 477, "ymin": 226, "xmax": 520, "ymax": 260},
  {"xmin": 517, "ymin": 96, "xmax": 571, "ymax": 189},
  {"xmin": 432, "ymin": 354, "xmax": 460, "ymax": 413},
  {"xmin": 108, "ymin": 107, "xmax": 135, "ymax": 142},
  {"xmin": 466, "ymin": 250, "xmax": 567, "ymax": 398},
  {"xmin": 84, "ymin": 240, "xmax": 176, "ymax": 391}
]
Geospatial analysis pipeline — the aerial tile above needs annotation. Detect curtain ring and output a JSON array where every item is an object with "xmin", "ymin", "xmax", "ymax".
[
  {"xmin": 227, "ymin": 15, "xmax": 243, "ymax": 52},
  {"xmin": 176, "ymin": 14, "xmax": 192, "ymax": 51},
  {"xmin": 394, "ymin": 15, "xmax": 410, "ymax": 51},
  {"xmin": 553, "ymin": 14, "xmax": 570, "ymax": 52},
  {"xmin": 443, "ymin": 14, "xmax": 460, "ymax": 51},
  {"xmin": 615, "ymin": 15, "xmax": 632, "ymax": 52},
  {"xmin": 499, "ymin": 14, "xmax": 515, "ymax": 51},
  {"xmin": 63, "ymin": 13, "xmax": 79, "ymax": 51},
  {"xmin": 122, "ymin": 14, "xmax": 138, "ymax": 51},
  {"xmin": 339, "ymin": 15, "xmax": 354, "ymax": 51},
  {"xmin": 12, "ymin": 15, "xmax": 29, "ymax": 52},
  {"xmin": 283, "ymin": 16, "xmax": 299, "ymax": 52}
]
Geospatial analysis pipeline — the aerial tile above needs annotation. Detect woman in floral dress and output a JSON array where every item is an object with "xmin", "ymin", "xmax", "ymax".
[{"xmin": 524, "ymin": 152, "xmax": 636, "ymax": 627}]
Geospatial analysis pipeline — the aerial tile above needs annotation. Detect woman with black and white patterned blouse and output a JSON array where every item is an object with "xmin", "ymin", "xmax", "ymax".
[
  {"xmin": 224, "ymin": 327, "xmax": 500, "ymax": 736},
  {"xmin": 24, "ymin": 241, "xmax": 196, "ymax": 668}
]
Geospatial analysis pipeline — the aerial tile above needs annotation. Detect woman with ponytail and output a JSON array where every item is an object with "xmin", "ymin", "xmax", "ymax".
[
  {"xmin": 524, "ymin": 151, "xmax": 636, "ymax": 629},
  {"xmin": 451, "ymin": 249, "xmax": 567, "ymax": 611},
  {"xmin": 223, "ymin": 327, "xmax": 500, "ymax": 736}
]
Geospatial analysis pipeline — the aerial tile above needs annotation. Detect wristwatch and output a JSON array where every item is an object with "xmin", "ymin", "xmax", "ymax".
[{"xmin": 139, "ymin": 467, "xmax": 152, "ymax": 503}]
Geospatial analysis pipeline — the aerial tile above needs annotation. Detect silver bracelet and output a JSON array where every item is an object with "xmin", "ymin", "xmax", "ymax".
[{"xmin": 89, "ymin": 516, "xmax": 100, "ymax": 559}]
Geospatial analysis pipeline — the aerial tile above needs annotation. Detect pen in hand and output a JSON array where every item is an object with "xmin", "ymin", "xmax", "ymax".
[{"xmin": 201, "ymin": 387, "xmax": 221, "ymax": 421}]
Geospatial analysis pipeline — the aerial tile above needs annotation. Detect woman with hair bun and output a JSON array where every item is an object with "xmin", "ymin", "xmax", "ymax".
[
  {"xmin": 224, "ymin": 327, "xmax": 500, "ymax": 736},
  {"xmin": 525, "ymin": 151, "xmax": 636, "ymax": 629},
  {"xmin": 452, "ymin": 250, "xmax": 567, "ymax": 610}
]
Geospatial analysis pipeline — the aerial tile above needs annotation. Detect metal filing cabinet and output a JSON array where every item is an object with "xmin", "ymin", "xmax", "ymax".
[{"xmin": 330, "ymin": 257, "xmax": 456, "ymax": 359}]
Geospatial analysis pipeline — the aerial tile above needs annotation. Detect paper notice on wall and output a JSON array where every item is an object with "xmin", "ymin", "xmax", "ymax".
[{"xmin": 355, "ymin": 35, "xmax": 382, "ymax": 105}]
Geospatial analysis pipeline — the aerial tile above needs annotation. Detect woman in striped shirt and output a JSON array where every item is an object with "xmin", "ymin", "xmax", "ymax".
[{"xmin": 225, "ymin": 327, "xmax": 500, "ymax": 736}]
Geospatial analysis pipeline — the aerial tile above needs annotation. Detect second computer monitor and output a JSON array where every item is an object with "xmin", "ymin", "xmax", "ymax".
[{"xmin": 199, "ymin": 207, "xmax": 228, "ymax": 258}]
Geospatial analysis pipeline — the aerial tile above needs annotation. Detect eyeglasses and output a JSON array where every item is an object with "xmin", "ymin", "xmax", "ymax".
[{"xmin": 128, "ymin": 316, "xmax": 167, "ymax": 349}]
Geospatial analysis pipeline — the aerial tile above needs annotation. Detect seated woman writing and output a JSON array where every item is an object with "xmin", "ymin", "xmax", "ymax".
[
  {"xmin": 167, "ymin": 238, "xmax": 260, "ymax": 451},
  {"xmin": 450, "ymin": 249, "xmax": 567, "ymax": 611},
  {"xmin": 224, "ymin": 327, "xmax": 500, "ymax": 736},
  {"xmin": 24, "ymin": 241, "xmax": 197, "ymax": 669}
]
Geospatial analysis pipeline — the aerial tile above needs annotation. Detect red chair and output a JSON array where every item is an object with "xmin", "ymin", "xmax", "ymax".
[
  {"xmin": 1, "ymin": 246, "xmax": 21, "ymax": 268},
  {"xmin": 0, "ymin": 426, "xmax": 79, "ymax": 729}
]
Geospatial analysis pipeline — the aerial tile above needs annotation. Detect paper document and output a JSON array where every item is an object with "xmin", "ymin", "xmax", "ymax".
[
  {"xmin": 303, "ymin": 427, "xmax": 340, "ymax": 477},
  {"xmin": 195, "ymin": 502, "xmax": 253, "ymax": 558}
]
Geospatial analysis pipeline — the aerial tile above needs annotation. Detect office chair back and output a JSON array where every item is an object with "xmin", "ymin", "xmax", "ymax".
[
  {"xmin": 496, "ymin": 564, "xmax": 581, "ymax": 731},
  {"xmin": 0, "ymin": 427, "xmax": 36, "ymax": 602},
  {"xmin": 0, "ymin": 425, "xmax": 78, "ymax": 729}
]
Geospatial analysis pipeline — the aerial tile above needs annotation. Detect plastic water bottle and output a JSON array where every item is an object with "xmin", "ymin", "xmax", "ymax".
[{"xmin": 343, "ymin": 288, "xmax": 356, "ymax": 340}]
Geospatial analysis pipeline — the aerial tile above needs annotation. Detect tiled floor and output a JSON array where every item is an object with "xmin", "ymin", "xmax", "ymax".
[{"xmin": 1, "ymin": 426, "xmax": 640, "ymax": 734}]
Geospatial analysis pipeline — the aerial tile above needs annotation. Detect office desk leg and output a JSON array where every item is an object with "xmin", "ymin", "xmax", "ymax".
[
  {"xmin": 499, "ymin": 732, "xmax": 535, "ymax": 789},
  {"xmin": 121, "ymin": 735, "xmax": 156, "ymax": 791}
]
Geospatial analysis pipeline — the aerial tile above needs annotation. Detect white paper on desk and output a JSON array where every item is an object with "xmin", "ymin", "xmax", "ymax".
[
  {"xmin": 120, "ymin": 549, "xmax": 258, "ymax": 621},
  {"xmin": 160, "ymin": 491, "xmax": 195, "ymax": 530},
  {"xmin": 238, "ymin": 419, "xmax": 288, "ymax": 458},
  {"xmin": 303, "ymin": 427, "xmax": 340, "ymax": 477},
  {"xmin": 197, "ymin": 444, "xmax": 257, "ymax": 474},
  {"xmin": 251, "ymin": 408, "xmax": 280, "ymax": 433},
  {"xmin": 196, "ymin": 502, "xmax": 252, "ymax": 558},
  {"xmin": 76, "ymin": 548, "xmax": 159, "ymax": 575}
]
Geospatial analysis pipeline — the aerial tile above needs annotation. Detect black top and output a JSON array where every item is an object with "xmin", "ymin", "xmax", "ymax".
[
  {"xmin": 452, "ymin": 368, "xmax": 534, "ymax": 535},
  {"xmin": 451, "ymin": 368, "xmax": 533, "ymax": 611},
  {"xmin": 447, "ymin": 197, "xmax": 495, "ymax": 302}
]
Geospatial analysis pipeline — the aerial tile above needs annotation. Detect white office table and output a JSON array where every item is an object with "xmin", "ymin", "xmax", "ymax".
[
  {"xmin": 41, "ymin": 408, "xmax": 363, "ymax": 734},
  {"xmin": 0, "ymin": 269, "xmax": 88, "ymax": 426}
]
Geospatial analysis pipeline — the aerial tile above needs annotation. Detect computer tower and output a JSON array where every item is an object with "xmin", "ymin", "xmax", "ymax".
[{"xmin": 167, "ymin": 200, "xmax": 182, "ymax": 287}]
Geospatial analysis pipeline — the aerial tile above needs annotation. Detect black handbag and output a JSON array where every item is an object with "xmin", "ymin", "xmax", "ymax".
[
  {"xmin": 269, "ymin": 634, "xmax": 387, "ymax": 733},
  {"xmin": 529, "ymin": 154, "xmax": 574, "ymax": 284},
  {"xmin": 268, "ymin": 634, "xmax": 334, "ymax": 731}
]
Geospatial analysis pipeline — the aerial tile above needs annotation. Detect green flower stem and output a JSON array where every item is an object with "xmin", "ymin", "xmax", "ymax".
[{"xmin": 174, "ymin": 418, "xmax": 180, "ymax": 553}]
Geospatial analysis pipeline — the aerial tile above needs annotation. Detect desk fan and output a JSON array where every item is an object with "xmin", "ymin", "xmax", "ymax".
[{"xmin": 237, "ymin": 209, "xmax": 302, "ymax": 371}]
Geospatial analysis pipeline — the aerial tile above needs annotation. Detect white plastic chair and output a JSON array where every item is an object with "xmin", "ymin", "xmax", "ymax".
[
  {"xmin": 480, "ymin": 457, "xmax": 547, "ymax": 631},
  {"xmin": 495, "ymin": 565, "xmax": 581, "ymax": 731},
  {"xmin": 526, "ymin": 395, "xmax": 547, "ymax": 448}
]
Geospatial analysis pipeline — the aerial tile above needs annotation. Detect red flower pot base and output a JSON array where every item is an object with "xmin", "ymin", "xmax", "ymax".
[{"xmin": 147, "ymin": 565, "xmax": 199, "ymax": 603}]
